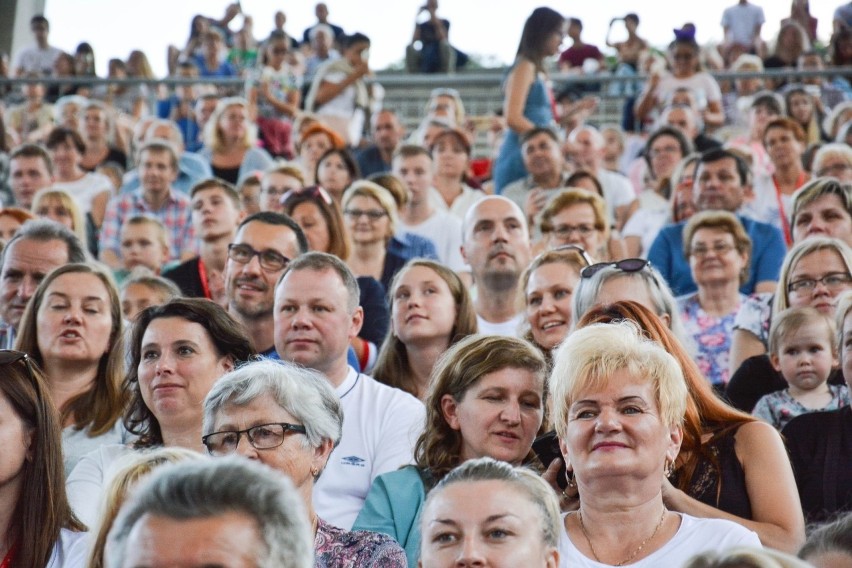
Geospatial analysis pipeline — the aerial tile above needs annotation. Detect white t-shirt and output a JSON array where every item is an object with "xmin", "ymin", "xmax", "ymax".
[
  {"xmin": 476, "ymin": 312, "xmax": 523, "ymax": 337},
  {"xmin": 47, "ymin": 529, "xmax": 89, "ymax": 568},
  {"xmin": 622, "ymin": 207, "xmax": 669, "ymax": 259},
  {"xmin": 558, "ymin": 512, "xmax": 761, "ymax": 567},
  {"xmin": 63, "ymin": 420, "xmax": 130, "ymax": 478},
  {"xmin": 398, "ymin": 209, "xmax": 467, "ymax": 273},
  {"xmin": 721, "ymin": 2, "xmax": 766, "ymax": 46},
  {"xmin": 430, "ymin": 185, "xmax": 485, "ymax": 222},
  {"xmin": 52, "ymin": 172, "xmax": 114, "ymax": 214},
  {"xmin": 313, "ymin": 367, "xmax": 425, "ymax": 530},
  {"xmin": 14, "ymin": 44, "xmax": 63, "ymax": 76},
  {"xmin": 66, "ymin": 443, "xmax": 134, "ymax": 529},
  {"xmin": 597, "ymin": 169, "xmax": 638, "ymax": 226},
  {"xmin": 745, "ymin": 173, "xmax": 793, "ymax": 236}
]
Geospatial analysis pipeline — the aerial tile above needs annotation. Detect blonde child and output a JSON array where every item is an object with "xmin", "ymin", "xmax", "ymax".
[
  {"xmin": 120, "ymin": 271, "xmax": 182, "ymax": 322},
  {"xmin": 115, "ymin": 215, "xmax": 172, "ymax": 284},
  {"xmin": 753, "ymin": 307, "xmax": 851, "ymax": 430}
]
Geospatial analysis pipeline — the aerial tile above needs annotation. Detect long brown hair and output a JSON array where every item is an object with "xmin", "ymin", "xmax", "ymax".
[
  {"xmin": 575, "ymin": 300, "xmax": 755, "ymax": 492},
  {"xmin": 373, "ymin": 259, "xmax": 477, "ymax": 397},
  {"xmin": 15, "ymin": 263, "xmax": 127, "ymax": 436},
  {"xmin": 0, "ymin": 353, "xmax": 84, "ymax": 567},
  {"xmin": 414, "ymin": 335, "xmax": 547, "ymax": 480}
]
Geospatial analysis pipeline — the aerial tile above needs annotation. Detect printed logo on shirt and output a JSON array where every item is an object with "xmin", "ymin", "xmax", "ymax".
[{"xmin": 341, "ymin": 455, "xmax": 366, "ymax": 467}]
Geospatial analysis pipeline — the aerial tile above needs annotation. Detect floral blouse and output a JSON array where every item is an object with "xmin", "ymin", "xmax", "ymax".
[
  {"xmin": 678, "ymin": 293, "xmax": 746, "ymax": 387},
  {"xmin": 315, "ymin": 517, "xmax": 407, "ymax": 568}
]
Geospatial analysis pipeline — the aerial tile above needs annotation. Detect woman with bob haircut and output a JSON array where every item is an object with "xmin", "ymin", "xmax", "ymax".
[
  {"xmin": 552, "ymin": 321, "xmax": 761, "ymax": 564},
  {"xmin": 203, "ymin": 359, "xmax": 407, "ymax": 566},
  {"xmin": 65, "ymin": 298, "xmax": 255, "ymax": 528},
  {"xmin": 15, "ymin": 263, "xmax": 129, "ymax": 475},
  {"xmin": 373, "ymin": 259, "xmax": 477, "ymax": 400},
  {"xmin": 354, "ymin": 334, "xmax": 547, "ymax": 566},
  {"xmin": 199, "ymin": 97, "xmax": 273, "ymax": 186},
  {"xmin": 419, "ymin": 457, "xmax": 561, "ymax": 568},
  {"xmin": 0, "ymin": 350, "xmax": 87, "ymax": 567},
  {"xmin": 315, "ymin": 147, "xmax": 360, "ymax": 204},
  {"xmin": 493, "ymin": 7, "xmax": 564, "ymax": 192},
  {"xmin": 727, "ymin": 237, "xmax": 852, "ymax": 411},
  {"xmin": 539, "ymin": 189, "xmax": 612, "ymax": 260},
  {"xmin": 574, "ymin": 301, "xmax": 805, "ymax": 553}
]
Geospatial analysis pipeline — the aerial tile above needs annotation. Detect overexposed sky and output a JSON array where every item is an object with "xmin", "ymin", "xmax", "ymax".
[{"xmin": 41, "ymin": 0, "xmax": 844, "ymax": 77}]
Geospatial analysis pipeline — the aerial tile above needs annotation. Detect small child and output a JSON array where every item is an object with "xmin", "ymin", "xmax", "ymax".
[
  {"xmin": 115, "ymin": 216, "xmax": 173, "ymax": 285},
  {"xmin": 120, "ymin": 271, "xmax": 183, "ymax": 322},
  {"xmin": 753, "ymin": 307, "xmax": 851, "ymax": 430}
]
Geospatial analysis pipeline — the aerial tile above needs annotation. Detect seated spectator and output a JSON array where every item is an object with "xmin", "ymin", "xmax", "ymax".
[
  {"xmin": 356, "ymin": 109, "xmax": 404, "ymax": 178},
  {"xmin": 419, "ymin": 458, "xmax": 561, "ymax": 568},
  {"xmin": 115, "ymin": 216, "xmax": 173, "ymax": 284},
  {"xmin": 372, "ymin": 259, "xmax": 476, "ymax": 400},
  {"xmin": 727, "ymin": 91, "xmax": 784, "ymax": 180},
  {"xmin": 12, "ymin": 15, "xmax": 63, "ymax": 77},
  {"xmin": 678, "ymin": 211, "xmax": 751, "ymax": 388},
  {"xmin": 660, "ymin": 103, "xmax": 722, "ymax": 153},
  {"xmin": 798, "ymin": 51, "xmax": 849, "ymax": 112},
  {"xmin": 32, "ymin": 189, "xmax": 93, "ymax": 257},
  {"xmin": 203, "ymin": 359, "xmax": 407, "ymax": 566},
  {"xmin": 45, "ymin": 126, "xmax": 113, "ymax": 230},
  {"xmin": 249, "ymin": 31, "xmax": 301, "ymax": 159},
  {"xmin": 119, "ymin": 272, "xmax": 182, "ymax": 321},
  {"xmin": 406, "ymin": 0, "xmax": 468, "ymax": 74},
  {"xmin": 813, "ymin": 143, "xmax": 852, "ymax": 182},
  {"xmin": 295, "ymin": 122, "xmax": 345, "ymax": 186},
  {"xmin": 539, "ymin": 189, "xmax": 612, "ymax": 261},
  {"xmin": 428, "ymin": 128, "xmax": 483, "ymax": 222},
  {"xmin": 798, "ymin": 512, "xmax": 852, "ymax": 566},
  {"xmin": 15, "ymin": 263, "xmax": 129, "ymax": 474},
  {"xmin": 198, "ymin": 97, "xmax": 273, "ymax": 186},
  {"xmin": 783, "ymin": 292, "xmax": 852, "ymax": 523},
  {"xmin": 303, "ymin": 24, "xmax": 339, "ymax": 87},
  {"xmin": 260, "ymin": 163, "xmax": 305, "ymax": 214},
  {"xmin": 237, "ymin": 174, "xmax": 261, "ymax": 215},
  {"xmin": 0, "ymin": 207, "xmax": 35, "ymax": 242},
  {"xmin": 752, "ymin": 307, "xmax": 849, "ymax": 430},
  {"xmin": 558, "ymin": 17, "xmax": 604, "ymax": 75},
  {"xmin": 723, "ymin": 54, "xmax": 766, "ymax": 127},
  {"xmin": 0, "ymin": 350, "xmax": 87, "ymax": 567},
  {"xmin": 80, "ymin": 101, "xmax": 127, "ymax": 171},
  {"xmin": 785, "ymin": 84, "xmax": 829, "ymax": 145},
  {"xmin": 66, "ymin": 297, "xmax": 254, "ymax": 527},
  {"xmin": 685, "ymin": 547, "xmax": 812, "ymax": 568},
  {"xmin": 315, "ymin": 148, "xmax": 359, "ymax": 204},
  {"xmin": 354, "ymin": 334, "xmax": 547, "ymax": 566},
  {"xmin": 5, "ymin": 78, "xmax": 53, "ymax": 142},
  {"xmin": 92, "ymin": 58, "xmax": 148, "ymax": 119},
  {"xmin": 765, "ymin": 21, "xmax": 810, "ymax": 85},
  {"xmin": 727, "ymin": 237, "xmax": 852, "ymax": 411},
  {"xmin": 648, "ymin": 149, "xmax": 785, "ymax": 297},
  {"xmin": 193, "ymin": 28, "xmax": 238, "ymax": 78},
  {"xmin": 99, "ymin": 141, "xmax": 197, "ymax": 269},
  {"xmin": 104, "ymin": 457, "xmax": 314, "ymax": 568}
]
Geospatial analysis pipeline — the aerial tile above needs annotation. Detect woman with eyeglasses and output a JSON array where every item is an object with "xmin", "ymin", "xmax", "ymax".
[
  {"xmin": 520, "ymin": 246, "xmax": 591, "ymax": 362},
  {"xmin": 812, "ymin": 143, "xmax": 852, "ymax": 184},
  {"xmin": 373, "ymin": 259, "xmax": 477, "ymax": 401},
  {"xmin": 0, "ymin": 351, "xmax": 87, "ymax": 567},
  {"xmin": 635, "ymin": 33, "xmax": 724, "ymax": 128},
  {"xmin": 354, "ymin": 334, "xmax": 547, "ymax": 567},
  {"xmin": 65, "ymin": 298, "xmax": 256, "ymax": 528},
  {"xmin": 343, "ymin": 180, "xmax": 417, "ymax": 293},
  {"xmin": 15, "ymin": 264, "xmax": 129, "ymax": 476},
  {"xmin": 493, "ymin": 7, "xmax": 564, "ymax": 193},
  {"xmin": 572, "ymin": 301, "xmax": 805, "ymax": 553},
  {"xmin": 203, "ymin": 359, "xmax": 407, "ymax": 566},
  {"xmin": 677, "ymin": 211, "xmax": 752, "ymax": 389},
  {"xmin": 539, "ymin": 189, "xmax": 611, "ymax": 260},
  {"xmin": 727, "ymin": 237, "xmax": 852, "ymax": 412}
]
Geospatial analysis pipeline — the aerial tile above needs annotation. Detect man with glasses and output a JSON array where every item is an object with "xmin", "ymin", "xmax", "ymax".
[
  {"xmin": 648, "ymin": 148, "xmax": 785, "ymax": 296},
  {"xmin": 273, "ymin": 252, "xmax": 424, "ymax": 529},
  {"xmin": 224, "ymin": 211, "xmax": 308, "ymax": 357}
]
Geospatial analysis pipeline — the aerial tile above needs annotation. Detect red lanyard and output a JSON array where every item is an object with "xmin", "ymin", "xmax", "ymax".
[
  {"xmin": 1, "ymin": 542, "xmax": 18, "ymax": 568},
  {"xmin": 197, "ymin": 258, "xmax": 212, "ymax": 300},
  {"xmin": 772, "ymin": 172, "xmax": 806, "ymax": 246}
]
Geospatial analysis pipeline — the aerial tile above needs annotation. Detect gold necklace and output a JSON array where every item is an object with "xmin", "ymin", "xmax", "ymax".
[{"xmin": 577, "ymin": 506, "xmax": 667, "ymax": 566}]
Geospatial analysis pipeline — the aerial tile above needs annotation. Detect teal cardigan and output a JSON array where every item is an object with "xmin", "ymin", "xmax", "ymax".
[{"xmin": 352, "ymin": 465, "xmax": 427, "ymax": 568}]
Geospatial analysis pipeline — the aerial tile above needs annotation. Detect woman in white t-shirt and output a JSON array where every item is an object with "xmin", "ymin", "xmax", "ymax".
[
  {"xmin": 551, "ymin": 322, "xmax": 761, "ymax": 567},
  {"xmin": 0, "ymin": 351, "xmax": 87, "ymax": 568}
]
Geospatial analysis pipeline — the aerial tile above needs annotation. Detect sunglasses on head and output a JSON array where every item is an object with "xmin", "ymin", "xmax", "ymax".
[
  {"xmin": 0, "ymin": 350, "xmax": 35, "ymax": 379},
  {"xmin": 281, "ymin": 185, "xmax": 333, "ymax": 207},
  {"xmin": 551, "ymin": 244, "xmax": 594, "ymax": 267},
  {"xmin": 580, "ymin": 258, "xmax": 650, "ymax": 280}
]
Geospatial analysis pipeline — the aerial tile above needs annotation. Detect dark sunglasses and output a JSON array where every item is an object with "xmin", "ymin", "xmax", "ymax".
[{"xmin": 581, "ymin": 258, "xmax": 650, "ymax": 280}]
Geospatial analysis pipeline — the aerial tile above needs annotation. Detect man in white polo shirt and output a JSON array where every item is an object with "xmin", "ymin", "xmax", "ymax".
[{"xmin": 273, "ymin": 252, "xmax": 425, "ymax": 529}]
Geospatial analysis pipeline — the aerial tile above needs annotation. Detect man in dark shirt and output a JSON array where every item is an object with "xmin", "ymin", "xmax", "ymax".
[{"xmin": 356, "ymin": 110, "xmax": 404, "ymax": 177}]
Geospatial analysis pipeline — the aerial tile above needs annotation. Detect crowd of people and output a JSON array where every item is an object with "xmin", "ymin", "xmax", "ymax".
[{"xmin": 3, "ymin": 1, "xmax": 852, "ymax": 567}]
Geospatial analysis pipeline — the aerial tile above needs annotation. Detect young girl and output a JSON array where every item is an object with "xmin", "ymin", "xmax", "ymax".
[{"xmin": 753, "ymin": 306, "xmax": 851, "ymax": 430}]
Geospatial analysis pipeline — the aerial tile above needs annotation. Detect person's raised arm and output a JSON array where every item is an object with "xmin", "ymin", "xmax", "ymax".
[
  {"xmin": 663, "ymin": 421, "xmax": 806, "ymax": 553},
  {"xmin": 503, "ymin": 59, "xmax": 536, "ymax": 135}
]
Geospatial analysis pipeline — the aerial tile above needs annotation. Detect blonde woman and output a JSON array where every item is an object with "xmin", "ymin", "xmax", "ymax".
[
  {"xmin": 198, "ymin": 97, "xmax": 273, "ymax": 185},
  {"xmin": 31, "ymin": 188, "xmax": 89, "ymax": 252}
]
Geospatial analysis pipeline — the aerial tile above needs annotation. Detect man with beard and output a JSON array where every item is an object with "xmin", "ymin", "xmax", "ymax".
[
  {"xmin": 461, "ymin": 196, "xmax": 532, "ymax": 336},
  {"xmin": 223, "ymin": 211, "xmax": 307, "ymax": 356},
  {"xmin": 501, "ymin": 128, "xmax": 571, "ymax": 232}
]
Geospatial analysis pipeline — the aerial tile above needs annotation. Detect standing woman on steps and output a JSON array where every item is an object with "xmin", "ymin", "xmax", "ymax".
[{"xmin": 493, "ymin": 7, "xmax": 564, "ymax": 194}]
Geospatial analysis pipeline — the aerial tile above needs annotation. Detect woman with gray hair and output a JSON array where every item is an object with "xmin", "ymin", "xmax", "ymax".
[
  {"xmin": 571, "ymin": 257, "xmax": 690, "ymax": 348},
  {"xmin": 203, "ymin": 359, "xmax": 407, "ymax": 567}
]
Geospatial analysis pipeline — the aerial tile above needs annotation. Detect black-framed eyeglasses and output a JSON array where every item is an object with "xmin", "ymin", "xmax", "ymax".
[
  {"xmin": 344, "ymin": 208, "xmax": 387, "ymax": 221},
  {"xmin": 0, "ymin": 350, "xmax": 34, "ymax": 379},
  {"xmin": 202, "ymin": 422, "xmax": 308, "ymax": 456},
  {"xmin": 787, "ymin": 272, "xmax": 852, "ymax": 293},
  {"xmin": 551, "ymin": 244, "xmax": 593, "ymax": 267},
  {"xmin": 227, "ymin": 243, "xmax": 290, "ymax": 272},
  {"xmin": 581, "ymin": 258, "xmax": 650, "ymax": 279}
]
